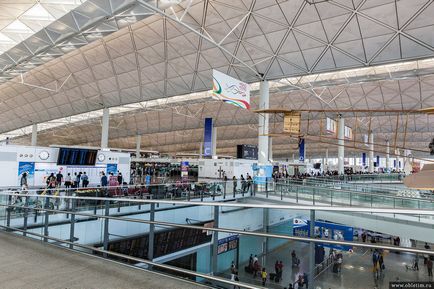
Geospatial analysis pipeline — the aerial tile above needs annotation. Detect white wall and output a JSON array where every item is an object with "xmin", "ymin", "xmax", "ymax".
[
  {"xmin": 0, "ymin": 145, "xmax": 131, "ymax": 187},
  {"xmin": 198, "ymin": 158, "xmax": 256, "ymax": 179}
]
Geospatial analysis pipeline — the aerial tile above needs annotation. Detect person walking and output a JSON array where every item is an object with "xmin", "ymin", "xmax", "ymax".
[
  {"xmin": 278, "ymin": 261, "xmax": 284, "ymax": 281},
  {"xmin": 261, "ymin": 268, "xmax": 267, "ymax": 286},
  {"xmin": 81, "ymin": 172, "xmax": 89, "ymax": 188},
  {"xmin": 424, "ymin": 243, "xmax": 431, "ymax": 265},
  {"xmin": 231, "ymin": 261, "xmax": 236, "ymax": 274},
  {"xmin": 303, "ymin": 272, "xmax": 309, "ymax": 289},
  {"xmin": 275, "ymin": 260, "xmax": 279, "ymax": 281},
  {"xmin": 232, "ymin": 176, "xmax": 237, "ymax": 194},
  {"xmin": 20, "ymin": 172, "xmax": 28, "ymax": 190},
  {"xmin": 252, "ymin": 259, "xmax": 260, "ymax": 278},
  {"xmin": 248, "ymin": 254, "xmax": 254, "ymax": 269},
  {"xmin": 56, "ymin": 171, "xmax": 63, "ymax": 187},
  {"xmin": 64, "ymin": 173, "xmax": 72, "ymax": 189},
  {"xmin": 101, "ymin": 172, "xmax": 108, "ymax": 188},
  {"xmin": 246, "ymin": 173, "xmax": 252, "ymax": 194},
  {"xmin": 240, "ymin": 175, "xmax": 246, "ymax": 193},
  {"xmin": 428, "ymin": 258, "xmax": 433, "ymax": 278},
  {"xmin": 117, "ymin": 172, "xmax": 123, "ymax": 185},
  {"xmin": 75, "ymin": 172, "xmax": 81, "ymax": 188}
]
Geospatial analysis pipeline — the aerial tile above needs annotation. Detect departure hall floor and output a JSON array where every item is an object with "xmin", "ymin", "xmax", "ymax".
[
  {"xmin": 0, "ymin": 232, "xmax": 207, "ymax": 289},
  {"xmin": 227, "ymin": 241, "xmax": 431, "ymax": 289}
]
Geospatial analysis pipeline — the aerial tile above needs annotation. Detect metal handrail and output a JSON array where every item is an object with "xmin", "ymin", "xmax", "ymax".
[
  {"xmin": 1, "ymin": 191, "xmax": 434, "ymax": 215},
  {"xmin": 2, "ymin": 192, "xmax": 434, "ymax": 289},
  {"xmin": 275, "ymin": 182, "xmax": 433, "ymax": 206}
]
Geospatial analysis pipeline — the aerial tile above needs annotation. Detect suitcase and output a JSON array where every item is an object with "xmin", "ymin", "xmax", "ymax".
[{"xmin": 269, "ymin": 273, "xmax": 276, "ymax": 281}]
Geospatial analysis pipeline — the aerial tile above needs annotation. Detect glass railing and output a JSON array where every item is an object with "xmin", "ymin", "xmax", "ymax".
[{"xmin": 0, "ymin": 191, "xmax": 433, "ymax": 289}]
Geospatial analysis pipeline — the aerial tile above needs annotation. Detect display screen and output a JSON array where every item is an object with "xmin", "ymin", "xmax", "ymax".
[
  {"xmin": 57, "ymin": 148, "xmax": 98, "ymax": 166},
  {"xmin": 237, "ymin": 144, "xmax": 258, "ymax": 160}
]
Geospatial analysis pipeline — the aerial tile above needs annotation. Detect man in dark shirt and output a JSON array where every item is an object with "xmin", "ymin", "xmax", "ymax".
[{"xmin": 56, "ymin": 171, "xmax": 63, "ymax": 187}]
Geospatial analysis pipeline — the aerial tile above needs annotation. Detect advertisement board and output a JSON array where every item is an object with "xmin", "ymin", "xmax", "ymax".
[
  {"xmin": 283, "ymin": 112, "xmax": 301, "ymax": 134},
  {"xmin": 18, "ymin": 162, "xmax": 35, "ymax": 186},
  {"xmin": 252, "ymin": 164, "xmax": 273, "ymax": 184},
  {"xmin": 106, "ymin": 163, "xmax": 118, "ymax": 175},
  {"xmin": 218, "ymin": 235, "xmax": 239, "ymax": 255},
  {"xmin": 293, "ymin": 218, "xmax": 353, "ymax": 251},
  {"xmin": 212, "ymin": 69, "xmax": 250, "ymax": 110}
]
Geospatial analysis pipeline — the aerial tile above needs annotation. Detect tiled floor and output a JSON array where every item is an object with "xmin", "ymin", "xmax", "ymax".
[
  {"xmin": 0, "ymin": 232, "xmax": 206, "ymax": 289},
  {"xmin": 228, "ymin": 241, "xmax": 432, "ymax": 289}
]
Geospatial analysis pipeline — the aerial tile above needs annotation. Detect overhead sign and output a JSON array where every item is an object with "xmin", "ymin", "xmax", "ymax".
[
  {"xmin": 212, "ymin": 69, "xmax": 250, "ymax": 110},
  {"xmin": 293, "ymin": 218, "xmax": 353, "ymax": 251},
  {"xmin": 344, "ymin": 126, "xmax": 353, "ymax": 140},
  {"xmin": 283, "ymin": 112, "xmax": 301, "ymax": 134},
  {"xmin": 326, "ymin": 117, "xmax": 336, "ymax": 134},
  {"xmin": 299, "ymin": 138, "xmax": 305, "ymax": 162},
  {"xmin": 203, "ymin": 118, "xmax": 213, "ymax": 157},
  {"xmin": 218, "ymin": 235, "xmax": 239, "ymax": 255}
]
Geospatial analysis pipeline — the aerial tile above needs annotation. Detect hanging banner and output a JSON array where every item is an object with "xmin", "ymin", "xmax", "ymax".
[
  {"xmin": 203, "ymin": 118, "xmax": 213, "ymax": 157},
  {"xmin": 299, "ymin": 138, "xmax": 305, "ymax": 162},
  {"xmin": 212, "ymin": 69, "xmax": 250, "ymax": 110},
  {"xmin": 376, "ymin": 156, "xmax": 380, "ymax": 167},
  {"xmin": 363, "ymin": 134, "xmax": 369, "ymax": 146},
  {"xmin": 326, "ymin": 117, "xmax": 336, "ymax": 134},
  {"xmin": 18, "ymin": 162, "xmax": 35, "ymax": 186},
  {"xmin": 181, "ymin": 161, "xmax": 189, "ymax": 179},
  {"xmin": 344, "ymin": 126, "xmax": 353, "ymax": 140},
  {"xmin": 362, "ymin": 153, "xmax": 367, "ymax": 167},
  {"xmin": 283, "ymin": 112, "xmax": 301, "ymax": 134}
]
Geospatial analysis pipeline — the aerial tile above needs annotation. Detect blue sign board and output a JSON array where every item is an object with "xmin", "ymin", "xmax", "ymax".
[
  {"xmin": 293, "ymin": 219, "xmax": 353, "ymax": 251},
  {"xmin": 218, "ymin": 235, "xmax": 239, "ymax": 255},
  {"xmin": 203, "ymin": 118, "xmax": 213, "ymax": 157},
  {"xmin": 299, "ymin": 138, "xmax": 305, "ymax": 162},
  {"xmin": 362, "ymin": 153, "xmax": 367, "ymax": 167},
  {"xmin": 106, "ymin": 163, "xmax": 118, "ymax": 175},
  {"xmin": 253, "ymin": 164, "xmax": 273, "ymax": 184},
  {"xmin": 18, "ymin": 162, "xmax": 35, "ymax": 186}
]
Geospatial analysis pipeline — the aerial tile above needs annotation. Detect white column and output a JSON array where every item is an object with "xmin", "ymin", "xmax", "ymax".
[
  {"xmin": 199, "ymin": 142, "xmax": 203, "ymax": 158},
  {"xmin": 325, "ymin": 148, "xmax": 329, "ymax": 171},
  {"xmin": 101, "ymin": 107, "xmax": 110, "ymax": 149},
  {"xmin": 31, "ymin": 124, "xmax": 37, "ymax": 146},
  {"xmin": 258, "ymin": 81, "xmax": 269, "ymax": 165},
  {"xmin": 368, "ymin": 132, "xmax": 374, "ymax": 173},
  {"xmin": 212, "ymin": 126, "xmax": 217, "ymax": 159},
  {"xmin": 386, "ymin": 140, "xmax": 390, "ymax": 171},
  {"xmin": 337, "ymin": 115, "xmax": 345, "ymax": 175},
  {"xmin": 136, "ymin": 134, "xmax": 141, "ymax": 158}
]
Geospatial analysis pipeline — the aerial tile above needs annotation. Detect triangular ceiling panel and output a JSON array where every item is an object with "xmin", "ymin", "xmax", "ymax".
[
  {"xmin": 371, "ymin": 36, "xmax": 401, "ymax": 64},
  {"xmin": 312, "ymin": 48, "xmax": 336, "ymax": 72},
  {"xmin": 363, "ymin": 33, "xmax": 396, "ymax": 62},
  {"xmin": 400, "ymin": 35, "xmax": 433, "ymax": 59}
]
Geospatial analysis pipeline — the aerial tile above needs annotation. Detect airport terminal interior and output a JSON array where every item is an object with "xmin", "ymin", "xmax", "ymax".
[{"xmin": 1, "ymin": 0, "xmax": 434, "ymax": 288}]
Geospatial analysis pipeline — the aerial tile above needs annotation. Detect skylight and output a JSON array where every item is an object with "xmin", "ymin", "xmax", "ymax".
[{"xmin": 0, "ymin": 1, "xmax": 85, "ymax": 54}]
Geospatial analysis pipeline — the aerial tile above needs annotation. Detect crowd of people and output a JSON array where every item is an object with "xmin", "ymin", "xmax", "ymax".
[
  {"xmin": 229, "ymin": 251, "xmax": 311, "ymax": 288},
  {"xmin": 230, "ymin": 173, "xmax": 253, "ymax": 194}
]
